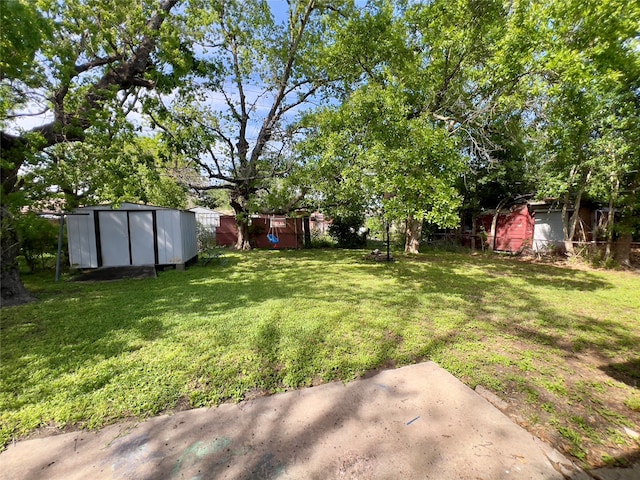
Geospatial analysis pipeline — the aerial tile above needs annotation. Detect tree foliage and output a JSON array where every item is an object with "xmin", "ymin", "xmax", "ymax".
[
  {"xmin": 1, "ymin": 0, "xmax": 181, "ymax": 304},
  {"xmin": 148, "ymin": 0, "xmax": 356, "ymax": 249},
  {"xmin": 25, "ymin": 134, "xmax": 187, "ymax": 210},
  {"xmin": 0, "ymin": 0, "xmax": 49, "ymax": 119},
  {"xmin": 14, "ymin": 213, "xmax": 59, "ymax": 273},
  {"xmin": 328, "ymin": 213, "xmax": 367, "ymax": 249},
  {"xmin": 526, "ymin": 0, "xmax": 640, "ymax": 255},
  {"xmin": 302, "ymin": 0, "xmax": 522, "ymax": 253}
]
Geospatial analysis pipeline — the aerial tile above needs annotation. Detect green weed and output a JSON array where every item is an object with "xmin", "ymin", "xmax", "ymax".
[
  {"xmin": 625, "ymin": 395, "xmax": 640, "ymax": 412},
  {"xmin": 1, "ymin": 249, "xmax": 639, "ymax": 465}
]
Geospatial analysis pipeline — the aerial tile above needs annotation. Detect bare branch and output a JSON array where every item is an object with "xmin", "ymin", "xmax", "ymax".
[
  {"xmin": 220, "ymin": 88, "xmax": 243, "ymax": 122},
  {"xmin": 147, "ymin": 110, "xmax": 176, "ymax": 140},
  {"xmin": 4, "ymin": 108, "xmax": 50, "ymax": 119},
  {"xmin": 191, "ymin": 183, "xmax": 234, "ymax": 192},
  {"xmin": 278, "ymin": 86, "xmax": 319, "ymax": 117},
  {"xmin": 249, "ymin": 0, "xmax": 317, "ymax": 165},
  {"xmin": 74, "ymin": 54, "xmax": 124, "ymax": 74},
  {"xmin": 210, "ymin": 126, "xmax": 239, "ymax": 174},
  {"xmin": 203, "ymin": 143, "xmax": 227, "ymax": 179},
  {"xmin": 219, "ymin": 9, "xmax": 250, "ymax": 164}
]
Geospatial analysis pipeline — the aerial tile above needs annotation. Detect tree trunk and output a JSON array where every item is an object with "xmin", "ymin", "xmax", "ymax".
[
  {"xmin": 470, "ymin": 213, "xmax": 477, "ymax": 253},
  {"xmin": 616, "ymin": 169, "xmax": 640, "ymax": 267},
  {"xmin": 561, "ymin": 193, "xmax": 573, "ymax": 255},
  {"xmin": 1, "ymin": 205, "xmax": 35, "ymax": 306},
  {"xmin": 230, "ymin": 191, "xmax": 252, "ymax": 250},
  {"xmin": 490, "ymin": 197, "xmax": 510, "ymax": 252},
  {"xmin": 303, "ymin": 216, "xmax": 311, "ymax": 247},
  {"xmin": 615, "ymin": 232, "xmax": 632, "ymax": 267},
  {"xmin": 235, "ymin": 218, "xmax": 252, "ymax": 250},
  {"xmin": 562, "ymin": 170, "xmax": 591, "ymax": 255},
  {"xmin": 404, "ymin": 216, "xmax": 422, "ymax": 254},
  {"xmin": 1, "ymin": 140, "xmax": 34, "ymax": 306},
  {"xmin": 603, "ymin": 173, "xmax": 619, "ymax": 260},
  {"xmin": 615, "ymin": 186, "xmax": 637, "ymax": 267},
  {"xmin": 564, "ymin": 202, "xmax": 583, "ymax": 255}
]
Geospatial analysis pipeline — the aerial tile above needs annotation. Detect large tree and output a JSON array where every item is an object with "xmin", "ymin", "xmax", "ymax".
[
  {"xmin": 149, "ymin": 0, "xmax": 355, "ymax": 249},
  {"xmin": 529, "ymin": 0, "xmax": 640, "ymax": 256},
  {"xmin": 302, "ymin": 82, "xmax": 464, "ymax": 253},
  {"xmin": 302, "ymin": 0, "xmax": 531, "ymax": 253},
  {"xmin": 1, "ymin": 0, "xmax": 181, "ymax": 305}
]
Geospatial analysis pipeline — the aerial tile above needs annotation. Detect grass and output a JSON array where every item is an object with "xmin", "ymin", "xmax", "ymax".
[{"xmin": 1, "ymin": 249, "xmax": 639, "ymax": 468}]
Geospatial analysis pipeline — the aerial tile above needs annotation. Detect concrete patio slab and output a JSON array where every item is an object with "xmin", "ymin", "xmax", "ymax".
[{"xmin": 0, "ymin": 362, "xmax": 589, "ymax": 480}]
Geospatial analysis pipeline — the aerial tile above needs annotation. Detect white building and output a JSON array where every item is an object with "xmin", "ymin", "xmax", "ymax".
[{"xmin": 67, "ymin": 203, "xmax": 197, "ymax": 269}]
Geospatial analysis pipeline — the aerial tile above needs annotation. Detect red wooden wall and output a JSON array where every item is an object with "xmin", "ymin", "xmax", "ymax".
[
  {"xmin": 479, "ymin": 205, "xmax": 535, "ymax": 252},
  {"xmin": 216, "ymin": 215, "xmax": 304, "ymax": 249}
]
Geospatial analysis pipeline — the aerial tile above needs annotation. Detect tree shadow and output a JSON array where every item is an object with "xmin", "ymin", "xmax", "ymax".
[
  {"xmin": 3, "ymin": 248, "xmax": 638, "ymax": 467},
  {"xmin": 600, "ymin": 359, "xmax": 640, "ymax": 389}
]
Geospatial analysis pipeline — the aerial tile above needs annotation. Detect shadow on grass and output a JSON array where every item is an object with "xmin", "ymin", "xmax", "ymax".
[
  {"xmin": 3, "ymin": 250, "xmax": 628, "ymax": 389},
  {"xmin": 372, "ymin": 254, "xmax": 634, "ymax": 357},
  {"xmin": 2, "ymin": 249, "xmax": 639, "ymax": 462},
  {"xmin": 600, "ymin": 359, "xmax": 640, "ymax": 389}
]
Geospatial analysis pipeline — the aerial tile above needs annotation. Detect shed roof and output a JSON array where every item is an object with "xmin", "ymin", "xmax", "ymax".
[
  {"xmin": 189, "ymin": 206, "xmax": 223, "ymax": 215},
  {"xmin": 74, "ymin": 202, "xmax": 189, "ymax": 212}
]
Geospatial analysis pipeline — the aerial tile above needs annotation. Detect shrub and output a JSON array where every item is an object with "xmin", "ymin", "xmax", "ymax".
[
  {"xmin": 196, "ymin": 223, "xmax": 217, "ymax": 252},
  {"xmin": 16, "ymin": 213, "xmax": 60, "ymax": 272},
  {"xmin": 328, "ymin": 214, "xmax": 367, "ymax": 248},
  {"xmin": 309, "ymin": 228, "xmax": 336, "ymax": 248}
]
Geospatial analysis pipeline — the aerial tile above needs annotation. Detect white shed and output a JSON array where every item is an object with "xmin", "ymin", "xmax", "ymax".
[
  {"xmin": 189, "ymin": 207, "xmax": 221, "ymax": 230},
  {"xmin": 189, "ymin": 207, "xmax": 222, "ymax": 251},
  {"xmin": 67, "ymin": 203, "xmax": 197, "ymax": 269}
]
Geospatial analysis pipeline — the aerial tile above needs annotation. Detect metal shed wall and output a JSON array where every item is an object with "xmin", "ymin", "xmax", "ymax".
[
  {"xmin": 67, "ymin": 205, "xmax": 197, "ymax": 268},
  {"xmin": 98, "ymin": 210, "xmax": 132, "ymax": 266},
  {"xmin": 67, "ymin": 211, "xmax": 98, "ymax": 268},
  {"xmin": 533, "ymin": 210, "xmax": 565, "ymax": 251},
  {"xmin": 128, "ymin": 210, "xmax": 156, "ymax": 265},
  {"xmin": 156, "ymin": 209, "xmax": 198, "ymax": 265},
  {"xmin": 156, "ymin": 209, "xmax": 181, "ymax": 264},
  {"xmin": 180, "ymin": 211, "xmax": 198, "ymax": 262}
]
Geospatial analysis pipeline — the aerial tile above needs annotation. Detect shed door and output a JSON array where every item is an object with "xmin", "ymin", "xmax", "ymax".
[
  {"xmin": 533, "ymin": 212, "xmax": 565, "ymax": 251},
  {"xmin": 99, "ymin": 211, "xmax": 130, "ymax": 266},
  {"xmin": 129, "ymin": 211, "xmax": 155, "ymax": 265}
]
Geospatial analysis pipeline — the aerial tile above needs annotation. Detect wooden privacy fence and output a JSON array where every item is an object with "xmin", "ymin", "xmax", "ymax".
[{"xmin": 216, "ymin": 215, "xmax": 305, "ymax": 249}]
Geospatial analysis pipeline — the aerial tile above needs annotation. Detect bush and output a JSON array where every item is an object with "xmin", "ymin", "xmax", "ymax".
[
  {"xmin": 328, "ymin": 214, "xmax": 367, "ymax": 248},
  {"xmin": 196, "ymin": 223, "xmax": 217, "ymax": 252},
  {"xmin": 16, "ymin": 213, "xmax": 60, "ymax": 272},
  {"xmin": 309, "ymin": 228, "xmax": 336, "ymax": 248},
  {"xmin": 365, "ymin": 217, "xmax": 385, "ymax": 240}
]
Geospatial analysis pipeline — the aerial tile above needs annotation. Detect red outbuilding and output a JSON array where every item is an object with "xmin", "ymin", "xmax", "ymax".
[{"xmin": 478, "ymin": 204, "xmax": 535, "ymax": 253}]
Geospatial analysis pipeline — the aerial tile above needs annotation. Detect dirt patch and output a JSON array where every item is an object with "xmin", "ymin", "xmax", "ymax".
[
  {"xmin": 362, "ymin": 249, "xmax": 396, "ymax": 262},
  {"xmin": 481, "ymin": 342, "xmax": 640, "ymax": 469}
]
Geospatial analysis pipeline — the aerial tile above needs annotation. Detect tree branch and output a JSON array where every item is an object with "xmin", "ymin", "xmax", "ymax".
[
  {"xmin": 74, "ymin": 54, "xmax": 124, "ymax": 74},
  {"xmin": 249, "ymin": 0, "xmax": 317, "ymax": 165}
]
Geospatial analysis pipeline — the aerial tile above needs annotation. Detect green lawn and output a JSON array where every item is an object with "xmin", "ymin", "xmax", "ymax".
[{"xmin": 1, "ymin": 249, "xmax": 639, "ymax": 468}]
